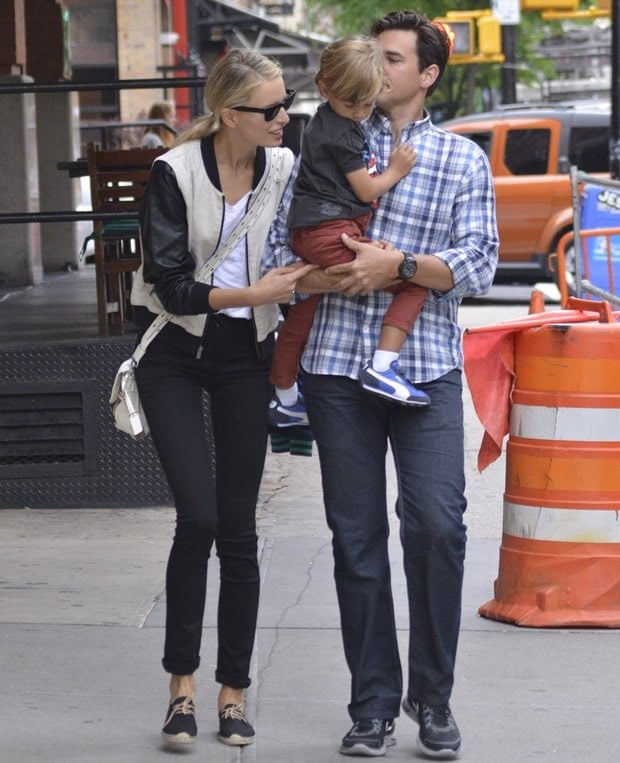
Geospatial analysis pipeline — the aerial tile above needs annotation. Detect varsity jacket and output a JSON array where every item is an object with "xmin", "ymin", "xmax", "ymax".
[{"xmin": 131, "ymin": 135, "xmax": 294, "ymax": 347}]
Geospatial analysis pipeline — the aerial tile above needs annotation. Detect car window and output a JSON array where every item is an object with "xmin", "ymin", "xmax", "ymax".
[
  {"xmin": 504, "ymin": 129, "xmax": 550, "ymax": 175},
  {"xmin": 459, "ymin": 131, "xmax": 492, "ymax": 158},
  {"xmin": 569, "ymin": 126, "xmax": 610, "ymax": 173}
]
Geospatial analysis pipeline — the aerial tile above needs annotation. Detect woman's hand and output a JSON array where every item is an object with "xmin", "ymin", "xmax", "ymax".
[{"xmin": 248, "ymin": 263, "xmax": 317, "ymax": 306}]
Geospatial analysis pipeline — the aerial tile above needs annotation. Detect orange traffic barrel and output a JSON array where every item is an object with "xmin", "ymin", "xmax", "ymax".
[{"xmin": 478, "ymin": 317, "xmax": 620, "ymax": 627}]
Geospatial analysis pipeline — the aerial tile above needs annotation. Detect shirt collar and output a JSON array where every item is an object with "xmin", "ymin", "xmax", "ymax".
[{"xmin": 366, "ymin": 108, "xmax": 432, "ymax": 139}]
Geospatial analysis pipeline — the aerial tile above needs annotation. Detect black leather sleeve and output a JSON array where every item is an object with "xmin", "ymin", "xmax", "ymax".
[{"xmin": 139, "ymin": 160, "xmax": 216, "ymax": 315}]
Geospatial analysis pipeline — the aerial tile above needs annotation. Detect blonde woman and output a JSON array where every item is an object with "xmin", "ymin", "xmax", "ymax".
[{"xmin": 131, "ymin": 49, "xmax": 312, "ymax": 748}]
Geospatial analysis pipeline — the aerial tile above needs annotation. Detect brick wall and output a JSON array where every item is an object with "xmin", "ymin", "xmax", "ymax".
[{"xmin": 116, "ymin": 0, "xmax": 165, "ymax": 127}]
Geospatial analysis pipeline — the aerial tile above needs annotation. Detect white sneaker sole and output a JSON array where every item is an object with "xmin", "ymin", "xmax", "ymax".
[
  {"xmin": 417, "ymin": 738, "xmax": 462, "ymax": 759},
  {"xmin": 161, "ymin": 731, "xmax": 196, "ymax": 745},
  {"xmin": 218, "ymin": 733, "xmax": 255, "ymax": 746},
  {"xmin": 339, "ymin": 733, "xmax": 396, "ymax": 757},
  {"xmin": 402, "ymin": 699, "xmax": 461, "ymax": 759},
  {"xmin": 270, "ymin": 418, "xmax": 310, "ymax": 428}
]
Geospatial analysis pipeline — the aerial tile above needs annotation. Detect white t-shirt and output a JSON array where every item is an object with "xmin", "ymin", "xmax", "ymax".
[
  {"xmin": 212, "ymin": 192, "xmax": 251, "ymax": 319},
  {"xmin": 140, "ymin": 132, "xmax": 164, "ymax": 148}
]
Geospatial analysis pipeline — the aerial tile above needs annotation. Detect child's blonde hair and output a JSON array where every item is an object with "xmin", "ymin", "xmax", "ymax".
[{"xmin": 315, "ymin": 36, "xmax": 385, "ymax": 104}]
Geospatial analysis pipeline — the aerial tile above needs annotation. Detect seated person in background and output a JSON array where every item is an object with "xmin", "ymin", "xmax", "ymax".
[{"xmin": 140, "ymin": 102, "xmax": 176, "ymax": 148}]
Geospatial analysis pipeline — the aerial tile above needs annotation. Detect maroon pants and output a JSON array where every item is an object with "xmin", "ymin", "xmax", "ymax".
[{"xmin": 270, "ymin": 214, "xmax": 428, "ymax": 389}]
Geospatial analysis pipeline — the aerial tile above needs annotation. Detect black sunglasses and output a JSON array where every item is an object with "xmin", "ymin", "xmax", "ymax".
[{"xmin": 232, "ymin": 89, "xmax": 296, "ymax": 121}]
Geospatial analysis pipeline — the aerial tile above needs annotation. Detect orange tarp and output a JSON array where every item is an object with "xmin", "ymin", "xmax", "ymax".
[{"xmin": 463, "ymin": 306, "xmax": 618, "ymax": 472}]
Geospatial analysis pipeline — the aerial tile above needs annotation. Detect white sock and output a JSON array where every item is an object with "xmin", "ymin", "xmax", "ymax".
[
  {"xmin": 276, "ymin": 383, "xmax": 298, "ymax": 407},
  {"xmin": 372, "ymin": 350, "xmax": 398, "ymax": 372}
]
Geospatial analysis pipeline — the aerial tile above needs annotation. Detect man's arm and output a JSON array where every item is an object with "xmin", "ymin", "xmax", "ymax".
[
  {"xmin": 326, "ymin": 236, "xmax": 454, "ymax": 296},
  {"xmin": 325, "ymin": 147, "xmax": 498, "ymax": 299},
  {"xmin": 262, "ymin": 168, "xmax": 299, "ymax": 271},
  {"xmin": 294, "ymin": 267, "xmax": 345, "ymax": 294}
]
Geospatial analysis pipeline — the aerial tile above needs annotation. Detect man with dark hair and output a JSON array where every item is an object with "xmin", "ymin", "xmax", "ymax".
[{"xmin": 264, "ymin": 10, "xmax": 498, "ymax": 759}]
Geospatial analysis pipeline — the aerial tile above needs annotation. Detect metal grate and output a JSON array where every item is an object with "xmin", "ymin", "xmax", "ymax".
[
  {"xmin": 0, "ymin": 337, "xmax": 172, "ymax": 508},
  {"xmin": 0, "ymin": 381, "xmax": 96, "ymax": 478}
]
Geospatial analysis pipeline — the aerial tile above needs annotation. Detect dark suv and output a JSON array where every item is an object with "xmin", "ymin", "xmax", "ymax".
[{"xmin": 441, "ymin": 101, "xmax": 611, "ymax": 284}]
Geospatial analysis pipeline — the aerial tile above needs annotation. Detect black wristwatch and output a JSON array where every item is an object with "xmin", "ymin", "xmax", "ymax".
[{"xmin": 398, "ymin": 251, "xmax": 417, "ymax": 281}]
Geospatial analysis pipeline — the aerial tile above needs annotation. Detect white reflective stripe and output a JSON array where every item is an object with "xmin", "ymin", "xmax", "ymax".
[
  {"xmin": 504, "ymin": 501, "xmax": 620, "ymax": 543},
  {"xmin": 510, "ymin": 404, "xmax": 620, "ymax": 442}
]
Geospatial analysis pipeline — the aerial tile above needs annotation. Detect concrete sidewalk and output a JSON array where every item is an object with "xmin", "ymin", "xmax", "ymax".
[{"xmin": 1, "ymin": 302, "xmax": 618, "ymax": 762}]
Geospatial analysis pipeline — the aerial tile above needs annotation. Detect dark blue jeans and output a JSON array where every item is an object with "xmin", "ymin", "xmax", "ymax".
[
  {"xmin": 302, "ymin": 369, "xmax": 467, "ymax": 720},
  {"xmin": 135, "ymin": 316, "xmax": 272, "ymax": 687}
]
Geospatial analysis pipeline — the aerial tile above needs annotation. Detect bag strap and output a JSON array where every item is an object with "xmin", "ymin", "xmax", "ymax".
[{"xmin": 131, "ymin": 149, "xmax": 282, "ymax": 365}]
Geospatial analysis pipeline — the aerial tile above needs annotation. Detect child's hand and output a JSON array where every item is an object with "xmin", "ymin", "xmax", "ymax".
[{"xmin": 387, "ymin": 143, "xmax": 417, "ymax": 178}]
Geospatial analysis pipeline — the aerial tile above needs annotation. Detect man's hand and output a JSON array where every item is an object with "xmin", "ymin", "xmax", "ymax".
[
  {"xmin": 326, "ymin": 233, "xmax": 455, "ymax": 295},
  {"xmin": 324, "ymin": 234, "xmax": 402, "ymax": 296}
]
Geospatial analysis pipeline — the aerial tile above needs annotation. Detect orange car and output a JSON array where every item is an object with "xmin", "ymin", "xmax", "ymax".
[{"xmin": 442, "ymin": 101, "xmax": 611, "ymax": 288}]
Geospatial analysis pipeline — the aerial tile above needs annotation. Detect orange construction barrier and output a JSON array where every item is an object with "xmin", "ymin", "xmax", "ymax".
[
  {"xmin": 477, "ymin": 313, "xmax": 620, "ymax": 627},
  {"xmin": 528, "ymin": 289, "xmax": 545, "ymax": 314},
  {"xmin": 463, "ymin": 299, "xmax": 617, "ymax": 471}
]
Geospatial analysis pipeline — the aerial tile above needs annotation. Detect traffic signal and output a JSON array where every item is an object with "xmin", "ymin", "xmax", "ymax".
[
  {"xmin": 520, "ymin": 0, "xmax": 578, "ymax": 9},
  {"xmin": 477, "ymin": 16, "xmax": 502, "ymax": 56},
  {"xmin": 435, "ymin": 18, "xmax": 474, "ymax": 58}
]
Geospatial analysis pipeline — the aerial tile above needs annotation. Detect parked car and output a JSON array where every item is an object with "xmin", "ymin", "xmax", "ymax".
[{"xmin": 441, "ymin": 101, "xmax": 611, "ymax": 289}]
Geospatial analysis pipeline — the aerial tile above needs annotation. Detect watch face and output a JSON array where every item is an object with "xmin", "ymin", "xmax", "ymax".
[{"xmin": 398, "ymin": 254, "xmax": 416, "ymax": 280}]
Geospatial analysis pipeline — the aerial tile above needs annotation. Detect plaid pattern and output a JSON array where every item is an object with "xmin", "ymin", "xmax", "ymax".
[{"xmin": 263, "ymin": 111, "xmax": 499, "ymax": 383}]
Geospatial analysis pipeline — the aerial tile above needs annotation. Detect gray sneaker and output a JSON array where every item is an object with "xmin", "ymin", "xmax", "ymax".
[
  {"xmin": 402, "ymin": 697, "xmax": 461, "ymax": 759},
  {"xmin": 339, "ymin": 718, "xmax": 396, "ymax": 757}
]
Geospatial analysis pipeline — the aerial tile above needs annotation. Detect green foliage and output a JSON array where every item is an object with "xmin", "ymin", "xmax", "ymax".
[
  {"xmin": 302, "ymin": 0, "xmax": 565, "ymax": 118},
  {"xmin": 303, "ymin": 0, "xmax": 492, "ymax": 38}
]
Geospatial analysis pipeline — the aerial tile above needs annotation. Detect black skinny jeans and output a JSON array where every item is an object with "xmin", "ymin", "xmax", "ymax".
[{"xmin": 135, "ymin": 315, "xmax": 272, "ymax": 687}]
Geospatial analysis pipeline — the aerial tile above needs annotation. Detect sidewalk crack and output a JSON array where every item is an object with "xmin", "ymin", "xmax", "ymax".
[{"xmin": 257, "ymin": 539, "xmax": 330, "ymax": 682}]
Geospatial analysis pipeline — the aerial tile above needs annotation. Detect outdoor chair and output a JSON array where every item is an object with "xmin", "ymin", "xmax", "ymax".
[{"xmin": 86, "ymin": 142, "xmax": 166, "ymax": 335}]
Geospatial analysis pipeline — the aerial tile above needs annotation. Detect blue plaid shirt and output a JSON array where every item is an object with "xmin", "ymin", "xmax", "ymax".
[{"xmin": 262, "ymin": 110, "xmax": 499, "ymax": 383}]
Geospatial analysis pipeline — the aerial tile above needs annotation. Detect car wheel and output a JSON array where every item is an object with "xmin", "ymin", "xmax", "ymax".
[{"xmin": 552, "ymin": 238, "xmax": 578, "ymax": 297}]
